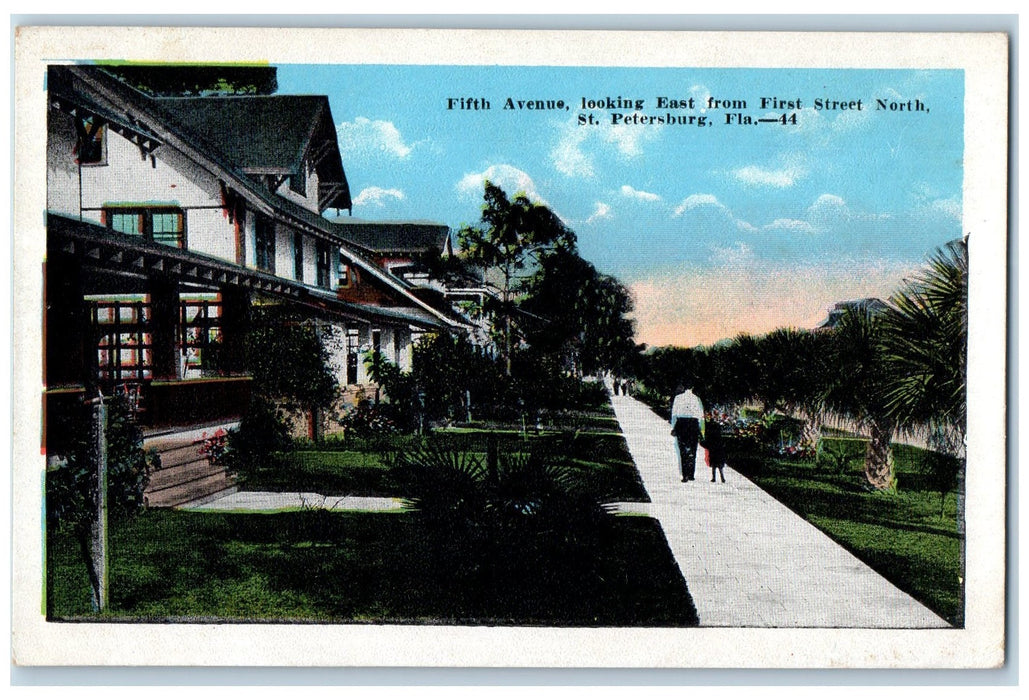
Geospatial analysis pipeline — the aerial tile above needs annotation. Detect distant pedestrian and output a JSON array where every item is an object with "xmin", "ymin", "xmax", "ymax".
[
  {"xmin": 670, "ymin": 384, "xmax": 705, "ymax": 482},
  {"xmin": 701, "ymin": 414, "xmax": 727, "ymax": 483}
]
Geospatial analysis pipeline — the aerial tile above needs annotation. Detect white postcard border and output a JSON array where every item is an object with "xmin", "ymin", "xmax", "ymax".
[{"xmin": 11, "ymin": 26, "xmax": 1009, "ymax": 668}]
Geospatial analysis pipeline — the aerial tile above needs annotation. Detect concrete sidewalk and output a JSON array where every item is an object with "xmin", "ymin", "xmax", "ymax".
[
  {"xmin": 609, "ymin": 394, "xmax": 951, "ymax": 628},
  {"xmin": 180, "ymin": 491, "xmax": 405, "ymax": 513}
]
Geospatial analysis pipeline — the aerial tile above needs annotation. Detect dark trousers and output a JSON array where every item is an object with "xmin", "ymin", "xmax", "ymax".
[{"xmin": 673, "ymin": 418, "xmax": 701, "ymax": 480}]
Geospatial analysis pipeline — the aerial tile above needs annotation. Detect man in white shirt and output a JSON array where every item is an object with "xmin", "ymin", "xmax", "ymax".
[{"xmin": 670, "ymin": 384, "xmax": 705, "ymax": 482}]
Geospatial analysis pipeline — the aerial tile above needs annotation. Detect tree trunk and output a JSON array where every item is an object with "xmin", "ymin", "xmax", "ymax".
[
  {"xmin": 864, "ymin": 419, "xmax": 895, "ymax": 490},
  {"xmin": 798, "ymin": 411, "xmax": 821, "ymax": 446}
]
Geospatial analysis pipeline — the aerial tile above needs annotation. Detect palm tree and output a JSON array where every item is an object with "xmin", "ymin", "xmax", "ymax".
[
  {"xmin": 822, "ymin": 306, "xmax": 897, "ymax": 490},
  {"xmin": 881, "ymin": 239, "xmax": 968, "ymax": 453},
  {"xmin": 764, "ymin": 327, "xmax": 834, "ymax": 446}
]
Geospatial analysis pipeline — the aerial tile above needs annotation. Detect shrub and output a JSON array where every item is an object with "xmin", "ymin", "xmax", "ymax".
[
  {"xmin": 46, "ymin": 394, "xmax": 152, "ymax": 525},
  {"xmin": 339, "ymin": 401, "xmax": 399, "ymax": 442},
  {"xmin": 223, "ymin": 395, "xmax": 292, "ymax": 480},
  {"xmin": 391, "ymin": 439, "xmax": 611, "ymax": 574},
  {"xmin": 816, "ymin": 438, "xmax": 868, "ymax": 474},
  {"xmin": 45, "ymin": 393, "xmax": 153, "ymax": 608}
]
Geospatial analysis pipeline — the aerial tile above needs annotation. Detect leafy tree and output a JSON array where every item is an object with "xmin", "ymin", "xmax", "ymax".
[
  {"xmin": 458, "ymin": 182, "xmax": 576, "ymax": 375},
  {"xmin": 101, "ymin": 65, "xmax": 279, "ymax": 96},
  {"xmin": 367, "ymin": 332, "xmax": 507, "ymax": 428},
  {"xmin": 244, "ymin": 309, "xmax": 339, "ymax": 441},
  {"xmin": 520, "ymin": 248, "xmax": 637, "ymax": 378}
]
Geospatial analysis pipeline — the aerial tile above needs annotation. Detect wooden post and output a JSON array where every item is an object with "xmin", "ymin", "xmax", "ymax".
[
  {"xmin": 87, "ymin": 394, "xmax": 108, "ymax": 612},
  {"xmin": 149, "ymin": 277, "xmax": 179, "ymax": 381},
  {"xmin": 486, "ymin": 434, "xmax": 499, "ymax": 486}
]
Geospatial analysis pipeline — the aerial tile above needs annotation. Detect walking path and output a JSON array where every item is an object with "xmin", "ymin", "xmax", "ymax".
[
  {"xmin": 181, "ymin": 491, "xmax": 405, "ymax": 513},
  {"xmin": 609, "ymin": 394, "xmax": 950, "ymax": 628}
]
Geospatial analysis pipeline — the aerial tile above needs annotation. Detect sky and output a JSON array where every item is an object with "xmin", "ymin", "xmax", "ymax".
[{"xmin": 278, "ymin": 64, "xmax": 964, "ymax": 349}]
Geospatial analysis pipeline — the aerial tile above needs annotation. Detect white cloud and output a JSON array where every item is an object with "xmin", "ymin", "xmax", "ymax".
[
  {"xmin": 620, "ymin": 185, "xmax": 661, "ymax": 202},
  {"xmin": 586, "ymin": 201, "xmax": 612, "ymax": 223},
  {"xmin": 336, "ymin": 117, "xmax": 414, "ymax": 159},
  {"xmin": 603, "ymin": 114, "xmax": 661, "ymax": 157},
  {"xmin": 672, "ymin": 193, "xmax": 723, "ymax": 216},
  {"xmin": 926, "ymin": 197, "xmax": 962, "ymax": 221},
  {"xmin": 709, "ymin": 242, "xmax": 754, "ymax": 267},
  {"xmin": 807, "ymin": 194, "xmax": 850, "ymax": 224},
  {"xmin": 690, "ymin": 84, "xmax": 712, "ymax": 112},
  {"xmin": 454, "ymin": 165, "xmax": 570, "ymax": 223},
  {"xmin": 733, "ymin": 163, "xmax": 806, "ymax": 188},
  {"xmin": 812, "ymin": 193, "xmax": 847, "ymax": 208},
  {"xmin": 550, "ymin": 112, "xmax": 660, "ymax": 179},
  {"xmin": 455, "ymin": 164, "xmax": 547, "ymax": 205},
  {"xmin": 764, "ymin": 218, "xmax": 817, "ymax": 234},
  {"xmin": 551, "ymin": 124, "xmax": 594, "ymax": 178},
  {"xmin": 353, "ymin": 186, "xmax": 404, "ymax": 207}
]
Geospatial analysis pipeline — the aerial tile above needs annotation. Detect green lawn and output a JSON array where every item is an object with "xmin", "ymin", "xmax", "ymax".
[
  {"xmin": 741, "ymin": 439, "xmax": 964, "ymax": 626},
  {"xmin": 47, "ymin": 407, "xmax": 691, "ymax": 624},
  {"xmin": 46, "ymin": 509, "xmax": 697, "ymax": 626},
  {"xmin": 240, "ymin": 426, "xmax": 649, "ymax": 503}
]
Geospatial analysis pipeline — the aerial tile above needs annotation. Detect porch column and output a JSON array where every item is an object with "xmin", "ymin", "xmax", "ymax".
[
  {"xmin": 44, "ymin": 256, "xmax": 95, "ymax": 389},
  {"xmin": 148, "ymin": 277, "xmax": 179, "ymax": 381},
  {"xmin": 218, "ymin": 286, "xmax": 251, "ymax": 375}
]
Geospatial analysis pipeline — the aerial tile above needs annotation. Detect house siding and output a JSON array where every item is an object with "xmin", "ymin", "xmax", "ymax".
[
  {"xmin": 45, "ymin": 66, "xmax": 462, "ymax": 448},
  {"xmin": 46, "ymin": 113, "xmax": 82, "ymax": 216},
  {"xmin": 275, "ymin": 163, "xmax": 322, "ymax": 213}
]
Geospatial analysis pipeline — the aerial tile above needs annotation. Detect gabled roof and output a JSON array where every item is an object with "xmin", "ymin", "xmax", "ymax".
[
  {"xmin": 48, "ymin": 65, "xmax": 467, "ymax": 332},
  {"xmin": 328, "ymin": 217, "xmax": 451, "ymax": 255},
  {"xmin": 156, "ymin": 96, "xmax": 349, "ymax": 210},
  {"xmin": 816, "ymin": 297, "xmax": 889, "ymax": 330}
]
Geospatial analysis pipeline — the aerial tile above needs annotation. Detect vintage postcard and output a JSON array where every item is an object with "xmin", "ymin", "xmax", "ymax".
[{"xmin": 11, "ymin": 27, "xmax": 1008, "ymax": 668}]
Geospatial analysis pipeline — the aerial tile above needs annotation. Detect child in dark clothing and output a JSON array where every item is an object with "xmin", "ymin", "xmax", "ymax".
[{"xmin": 700, "ymin": 417, "xmax": 727, "ymax": 483}]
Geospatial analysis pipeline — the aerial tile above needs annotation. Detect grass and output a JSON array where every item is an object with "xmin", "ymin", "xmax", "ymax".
[
  {"xmin": 46, "ymin": 509, "xmax": 697, "ymax": 625},
  {"xmin": 47, "ymin": 404, "xmax": 689, "ymax": 624},
  {"xmin": 238, "ymin": 425, "xmax": 649, "ymax": 503},
  {"xmin": 740, "ymin": 438, "xmax": 964, "ymax": 626}
]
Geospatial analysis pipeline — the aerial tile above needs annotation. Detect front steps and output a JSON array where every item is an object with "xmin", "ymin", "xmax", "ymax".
[{"xmin": 143, "ymin": 422, "xmax": 239, "ymax": 508}]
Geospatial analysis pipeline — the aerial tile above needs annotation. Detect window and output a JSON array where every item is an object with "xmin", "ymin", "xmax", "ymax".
[
  {"xmin": 104, "ymin": 207, "xmax": 185, "ymax": 248},
  {"xmin": 338, "ymin": 260, "xmax": 351, "ymax": 288},
  {"xmin": 316, "ymin": 241, "xmax": 331, "ymax": 288},
  {"xmin": 289, "ymin": 162, "xmax": 307, "ymax": 197},
  {"xmin": 255, "ymin": 215, "xmax": 275, "ymax": 273},
  {"xmin": 293, "ymin": 232, "xmax": 305, "ymax": 282},
  {"xmin": 345, "ymin": 328, "xmax": 360, "ymax": 385},
  {"xmin": 151, "ymin": 211, "xmax": 185, "ymax": 247},
  {"xmin": 76, "ymin": 118, "xmax": 106, "ymax": 165}
]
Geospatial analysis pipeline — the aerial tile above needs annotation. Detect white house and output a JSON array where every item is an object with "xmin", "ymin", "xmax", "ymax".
[{"xmin": 44, "ymin": 64, "xmax": 467, "ymax": 504}]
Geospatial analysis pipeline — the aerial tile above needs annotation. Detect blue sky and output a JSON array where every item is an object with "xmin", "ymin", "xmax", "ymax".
[{"xmin": 279, "ymin": 64, "xmax": 964, "ymax": 348}]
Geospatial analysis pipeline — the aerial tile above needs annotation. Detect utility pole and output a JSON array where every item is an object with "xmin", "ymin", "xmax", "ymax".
[{"xmin": 87, "ymin": 393, "xmax": 109, "ymax": 612}]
